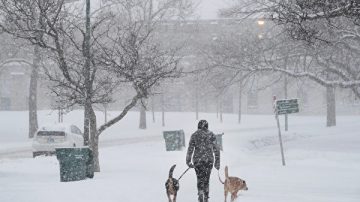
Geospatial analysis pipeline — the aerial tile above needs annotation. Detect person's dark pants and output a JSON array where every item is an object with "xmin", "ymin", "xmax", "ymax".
[{"xmin": 194, "ymin": 161, "xmax": 213, "ymax": 202}]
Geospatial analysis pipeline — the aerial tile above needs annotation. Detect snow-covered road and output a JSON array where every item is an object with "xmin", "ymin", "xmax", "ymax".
[{"xmin": 0, "ymin": 135, "xmax": 162, "ymax": 159}]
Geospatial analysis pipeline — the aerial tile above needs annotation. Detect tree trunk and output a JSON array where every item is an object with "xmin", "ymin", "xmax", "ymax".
[
  {"xmin": 216, "ymin": 97, "xmax": 219, "ymax": 118},
  {"xmin": 83, "ymin": 0, "xmax": 100, "ymax": 171},
  {"xmin": 84, "ymin": 101, "xmax": 92, "ymax": 146},
  {"xmin": 139, "ymin": 103, "xmax": 147, "ymax": 129},
  {"xmin": 88, "ymin": 106, "xmax": 99, "ymax": 172},
  {"xmin": 83, "ymin": 0, "xmax": 92, "ymax": 146},
  {"xmin": 195, "ymin": 84, "xmax": 199, "ymax": 120},
  {"xmin": 92, "ymin": 134, "xmax": 100, "ymax": 172},
  {"xmin": 238, "ymin": 81, "xmax": 242, "ymax": 124},
  {"xmin": 58, "ymin": 107, "xmax": 63, "ymax": 123},
  {"xmin": 326, "ymin": 86, "xmax": 336, "ymax": 127},
  {"xmin": 28, "ymin": 45, "xmax": 39, "ymax": 138},
  {"xmin": 151, "ymin": 97, "xmax": 155, "ymax": 123},
  {"xmin": 220, "ymin": 96, "xmax": 223, "ymax": 123},
  {"xmin": 161, "ymin": 93, "xmax": 165, "ymax": 127}
]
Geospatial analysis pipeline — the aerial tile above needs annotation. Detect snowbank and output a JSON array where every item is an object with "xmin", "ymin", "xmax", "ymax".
[{"xmin": 0, "ymin": 111, "xmax": 359, "ymax": 202}]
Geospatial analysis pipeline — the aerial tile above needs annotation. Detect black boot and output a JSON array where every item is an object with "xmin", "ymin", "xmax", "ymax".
[{"xmin": 204, "ymin": 191, "xmax": 209, "ymax": 202}]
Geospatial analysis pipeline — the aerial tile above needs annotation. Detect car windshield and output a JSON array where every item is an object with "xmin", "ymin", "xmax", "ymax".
[{"xmin": 37, "ymin": 131, "xmax": 65, "ymax": 136}]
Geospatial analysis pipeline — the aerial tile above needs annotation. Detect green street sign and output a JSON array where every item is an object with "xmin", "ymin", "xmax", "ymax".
[
  {"xmin": 276, "ymin": 99, "xmax": 298, "ymax": 104},
  {"xmin": 276, "ymin": 99, "xmax": 299, "ymax": 115},
  {"xmin": 277, "ymin": 108, "xmax": 299, "ymax": 115},
  {"xmin": 276, "ymin": 104, "xmax": 298, "ymax": 110}
]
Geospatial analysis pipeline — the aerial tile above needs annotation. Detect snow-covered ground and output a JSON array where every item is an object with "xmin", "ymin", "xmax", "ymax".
[{"xmin": 0, "ymin": 111, "xmax": 360, "ymax": 202}]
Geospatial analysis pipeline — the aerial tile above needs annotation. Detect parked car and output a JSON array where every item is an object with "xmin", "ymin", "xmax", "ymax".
[{"xmin": 32, "ymin": 123, "xmax": 84, "ymax": 158}]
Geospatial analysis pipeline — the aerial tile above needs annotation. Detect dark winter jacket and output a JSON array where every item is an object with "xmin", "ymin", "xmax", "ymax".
[{"xmin": 186, "ymin": 129, "xmax": 220, "ymax": 169}]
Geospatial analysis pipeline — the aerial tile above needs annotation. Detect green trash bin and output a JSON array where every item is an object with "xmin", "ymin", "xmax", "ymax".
[
  {"xmin": 215, "ymin": 133, "xmax": 224, "ymax": 151},
  {"xmin": 55, "ymin": 147, "xmax": 94, "ymax": 182},
  {"xmin": 163, "ymin": 130, "xmax": 185, "ymax": 151}
]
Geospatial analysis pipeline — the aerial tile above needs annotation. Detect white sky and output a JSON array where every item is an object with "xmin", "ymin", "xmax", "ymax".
[
  {"xmin": 193, "ymin": 0, "xmax": 235, "ymax": 19},
  {"xmin": 75, "ymin": 0, "xmax": 235, "ymax": 20}
]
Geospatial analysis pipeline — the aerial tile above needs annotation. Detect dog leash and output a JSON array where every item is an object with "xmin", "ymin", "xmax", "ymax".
[
  {"xmin": 178, "ymin": 167, "xmax": 191, "ymax": 181},
  {"xmin": 217, "ymin": 170, "xmax": 225, "ymax": 184}
]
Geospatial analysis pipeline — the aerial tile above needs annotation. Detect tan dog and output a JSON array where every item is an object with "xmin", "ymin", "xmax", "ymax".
[{"xmin": 218, "ymin": 166, "xmax": 248, "ymax": 202}]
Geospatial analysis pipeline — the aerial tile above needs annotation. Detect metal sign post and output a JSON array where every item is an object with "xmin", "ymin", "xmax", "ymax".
[
  {"xmin": 273, "ymin": 97, "xmax": 300, "ymax": 166},
  {"xmin": 275, "ymin": 112, "xmax": 286, "ymax": 166}
]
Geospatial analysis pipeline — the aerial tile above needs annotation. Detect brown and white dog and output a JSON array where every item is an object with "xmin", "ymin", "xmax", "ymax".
[
  {"xmin": 165, "ymin": 165, "xmax": 180, "ymax": 202},
  {"xmin": 218, "ymin": 166, "xmax": 248, "ymax": 202}
]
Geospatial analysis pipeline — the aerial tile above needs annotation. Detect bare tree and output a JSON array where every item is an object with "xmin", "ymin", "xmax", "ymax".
[
  {"xmin": 221, "ymin": 0, "xmax": 360, "ymax": 43},
  {"xmin": 0, "ymin": 0, "xmax": 190, "ymax": 172},
  {"xmin": 220, "ymin": 0, "xmax": 360, "ymax": 98},
  {"xmin": 201, "ymin": 19, "xmax": 344, "ymax": 126},
  {"xmin": 200, "ymin": 28, "xmax": 260, "ymax": 123}
]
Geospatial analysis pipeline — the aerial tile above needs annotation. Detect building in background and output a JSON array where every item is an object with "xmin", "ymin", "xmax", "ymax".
[
  {"xmin": 0, "ymin": 63, "xmax": 50, "ymax": 110},
  {"xmin": 0, "ymin": 18, "xmax": 358, "ymax": 116}
]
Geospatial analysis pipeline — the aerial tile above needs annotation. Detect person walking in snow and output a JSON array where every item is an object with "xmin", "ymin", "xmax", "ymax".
[{"xmin": 186, "ymin": 120, "xmax": 220, "ymax": 202}]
